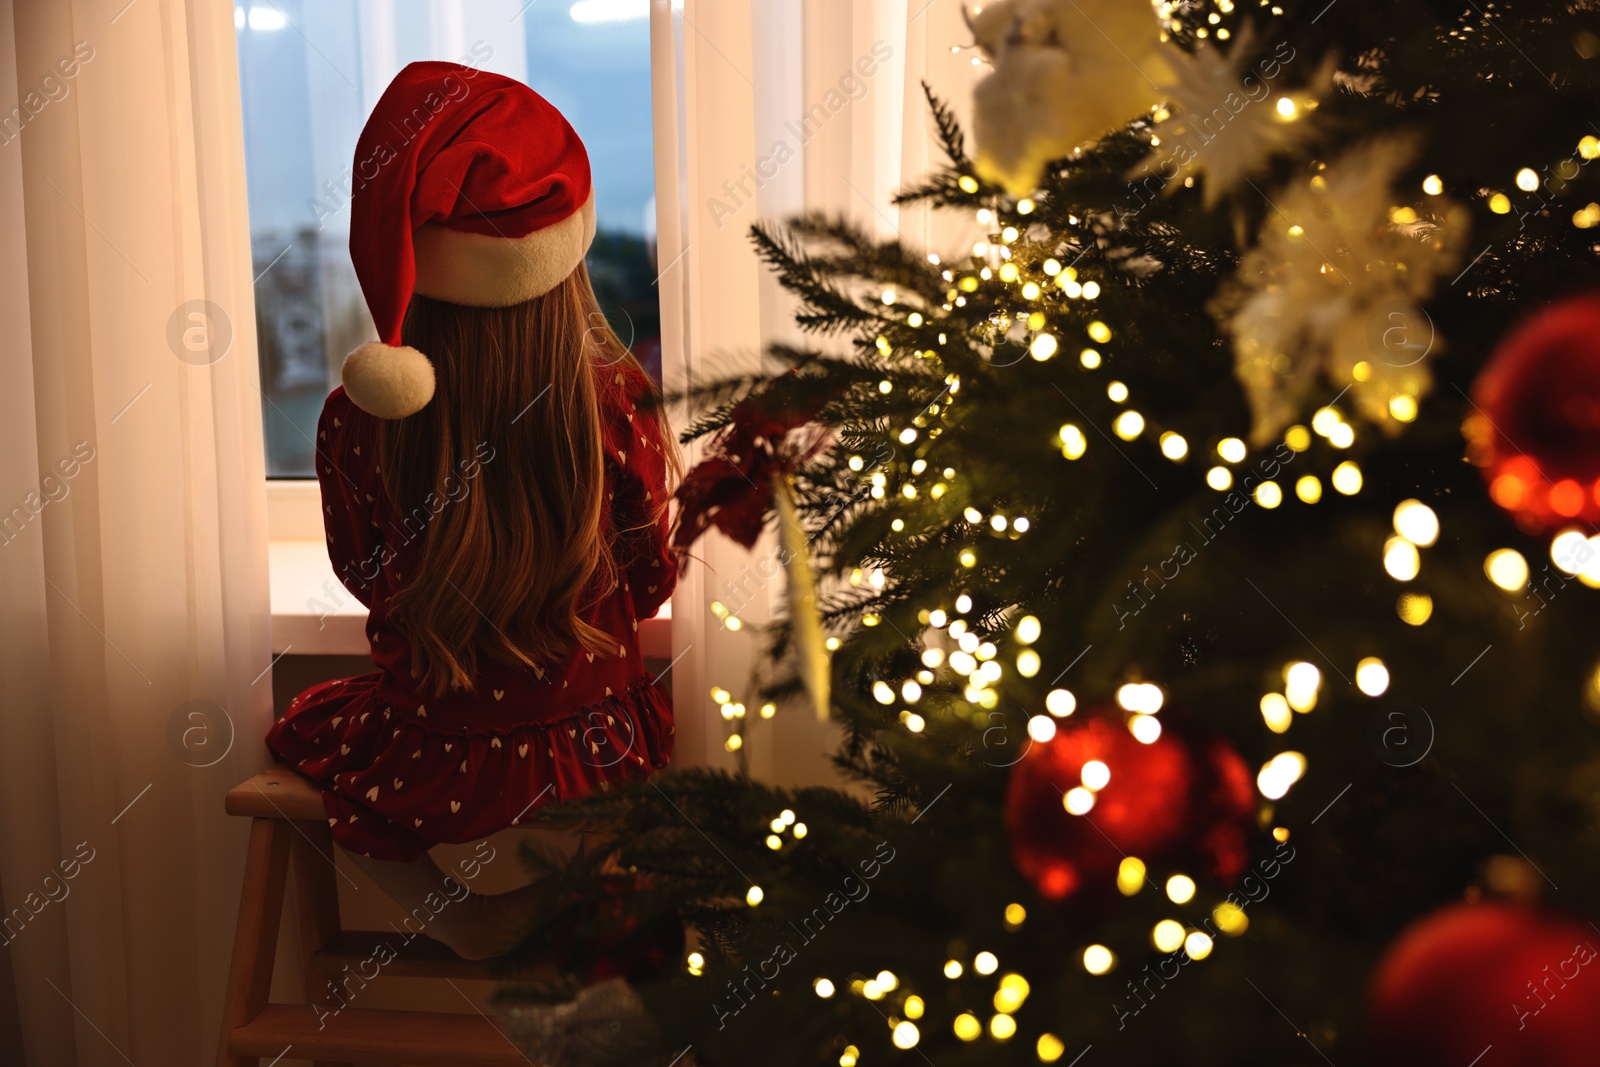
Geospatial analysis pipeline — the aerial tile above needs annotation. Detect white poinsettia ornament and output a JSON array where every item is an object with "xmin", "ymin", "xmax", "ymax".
[
  {"xmin": 1134, "ymin": 33, "xmax": 1335, "ymax": 207},
  {"xmin": 971, "ymin": 0, "xmax": 1172, "ymax": 195},
  {"xmin": 1211, "ymin": 135, "xmax": 1469, "ymax": 445}
]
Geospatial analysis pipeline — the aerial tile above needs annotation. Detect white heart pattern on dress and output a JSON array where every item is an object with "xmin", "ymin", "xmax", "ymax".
[
  {"xmin": 493, "ymin": 689, "xmax": 504, "ymax": 701},
  {"xmin": 449, "ymin": 800, "xmax": 461, "ymax": 813},
  {"xmin": 518, "ymin": 744, "xmax": 528, "ymax": 757}
]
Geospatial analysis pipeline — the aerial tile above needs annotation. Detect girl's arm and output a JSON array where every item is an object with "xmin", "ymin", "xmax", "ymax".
[
  {"xmin": 316, "ymin": 388, "xmax": 383, "ymax": 609},
  {"xmin": 610, "ymin": 371, "xmax": 678, "ymax": 619}
]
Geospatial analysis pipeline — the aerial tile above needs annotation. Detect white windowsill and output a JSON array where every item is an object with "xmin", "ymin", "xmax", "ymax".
[
  {"xmin": 267, "ymin": 478, "xmax": 328, "ymax": 540},
  {"xmin": 269, "ymin": 535, "xmax": 672, "ymax": 658},
  {"xmin": 268, "ymin": 540, "xmax": 372, "ymax": 656}
]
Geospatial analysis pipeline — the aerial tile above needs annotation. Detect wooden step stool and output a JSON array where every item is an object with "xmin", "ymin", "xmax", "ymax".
[{"xmin": 216, "ymin": 767, "xmax": 543, "ymax": 1066}]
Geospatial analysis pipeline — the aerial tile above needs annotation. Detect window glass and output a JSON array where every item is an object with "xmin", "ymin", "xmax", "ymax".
[{"xmin": 236, "ymin": 0, "xmax": 657, "ymax": 477}]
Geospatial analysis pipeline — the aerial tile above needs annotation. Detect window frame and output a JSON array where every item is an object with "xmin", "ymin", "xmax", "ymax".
[{"xmin": 266, "ymin": 478, "xmax": 324, "ymax": 540}]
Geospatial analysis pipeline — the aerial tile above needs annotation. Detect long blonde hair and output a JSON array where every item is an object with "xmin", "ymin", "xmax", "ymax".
[{"xmin": 378, "ymin": 263, "xmax": 666, "ymax": 695}]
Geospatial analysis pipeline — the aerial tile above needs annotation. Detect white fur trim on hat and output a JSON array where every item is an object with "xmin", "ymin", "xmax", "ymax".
[
  {"xmin": 341, "ymin": 342, "xmax": 436, "ymax": 419},
  {"xmin": 412, "ymin": 192, "xmax": 597, "ymax": 308}
]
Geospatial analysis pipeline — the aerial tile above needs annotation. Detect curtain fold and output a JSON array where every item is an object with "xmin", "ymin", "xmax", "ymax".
[
  {"xmin": 650, "ymin": 0, "xmax": 982, "ymax": 784},
  {"xmin": 0, "ymin": 1, "xmax": 272, "ymax": 1063}
]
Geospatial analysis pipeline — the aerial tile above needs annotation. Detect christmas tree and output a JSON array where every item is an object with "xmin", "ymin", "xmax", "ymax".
[{"xmin": 499, "ymin": 2, "xmax": 1600, "ymax": 1064}]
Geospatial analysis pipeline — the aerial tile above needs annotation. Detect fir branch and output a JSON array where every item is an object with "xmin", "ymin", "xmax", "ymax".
[{"xmin": 925, "ymin": 82, "xmax": 965, "ymax": 168}]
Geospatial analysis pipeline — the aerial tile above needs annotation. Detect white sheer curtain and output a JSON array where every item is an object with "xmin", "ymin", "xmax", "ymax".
[
  {"xmin": 0, "ymin": 1, "xmax": 271, "ymax": 1064},
  {"xmin": 650, "ymin": 0, "xmax": 982, "ymax": 782}
]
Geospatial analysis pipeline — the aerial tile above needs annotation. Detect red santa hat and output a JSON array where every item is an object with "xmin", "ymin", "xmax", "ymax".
[{"xmin": 342, "ymin": 61, "xmax": 596, "ymax": 418}]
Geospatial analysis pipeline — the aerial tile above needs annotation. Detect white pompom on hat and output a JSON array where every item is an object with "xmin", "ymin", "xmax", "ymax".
[
  {"xmin": 342, "ymin": 61, "xmax": 596, "ymax": 419},
  {"xmin": 340, "ymin": 342, "xmax": 437, "ymax": 420}
]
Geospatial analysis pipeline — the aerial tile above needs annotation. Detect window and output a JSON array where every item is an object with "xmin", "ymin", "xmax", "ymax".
[{"xmin": 236, "ymin": 0, "xmax": 658, "ymax": 478}]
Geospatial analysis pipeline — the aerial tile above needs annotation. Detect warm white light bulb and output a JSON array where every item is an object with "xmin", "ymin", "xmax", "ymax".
[
  {"xmin": 1356, "ymin": 657, "xmax": 1390, "ymax": 697},
  {"xmin": 1393, "ymin": 500, "xmax": 1440, "ymax": 546}
]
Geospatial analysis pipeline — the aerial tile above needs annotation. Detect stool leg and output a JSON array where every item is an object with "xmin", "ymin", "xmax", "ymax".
[
  {"xmin": 291, "ymin": 820, "xmax": 352, "ymax": 1067},
  {"xmin": 216, "ymin": 817, "xmax": 292, "ymax": 1067}
]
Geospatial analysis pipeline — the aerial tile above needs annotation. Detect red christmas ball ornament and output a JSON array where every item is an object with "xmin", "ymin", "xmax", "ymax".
[
  {"xmin": 1367, "ymin": 902, "xmax": 1600, "ymax": 1067},
  {"xmin": 1003, "ymin": 710, "xmax": 1255, "ymax": 902},
  {"xmin": 1472, "ymin": 294, "xmax": 1600, "ymax": 529}
]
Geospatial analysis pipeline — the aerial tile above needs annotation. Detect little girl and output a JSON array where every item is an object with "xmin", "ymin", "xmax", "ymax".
[{"xmin": 266, "ymin": 62, "xmax": 677, "ymax": 960}]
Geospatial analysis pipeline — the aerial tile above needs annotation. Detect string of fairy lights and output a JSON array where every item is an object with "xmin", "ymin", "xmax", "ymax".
[
  {"xmin": 685, "ymin": 141, "xmax": 1382, "ymax": 1067},
  {"xmin": 674, "ymin": 8, "xmax": 1600, "ymax": 1056},
  {"xmin": 678, "ymin": 201, "xmax": 1344, "ymax": 1060}
]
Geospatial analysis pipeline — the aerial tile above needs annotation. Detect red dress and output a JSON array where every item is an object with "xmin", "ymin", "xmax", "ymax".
[{"xmin": 266, "ymin": 365, "xmax": 677, "ymax": 861}]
